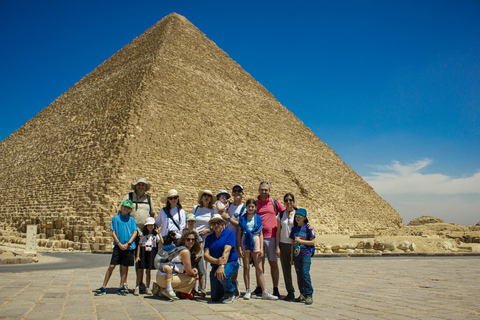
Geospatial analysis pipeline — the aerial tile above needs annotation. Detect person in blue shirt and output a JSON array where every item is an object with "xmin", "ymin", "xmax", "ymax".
[
  {"xmin": 204, "ymin": 214, "xmax": 239, "ymax": 303},
  {"xmin": 94, "ymin": 199, "xmax": 138, "ymax": 296},
  {"xmin": 289, "ymin": 208, "xmax": 315, "ymax": 305}
]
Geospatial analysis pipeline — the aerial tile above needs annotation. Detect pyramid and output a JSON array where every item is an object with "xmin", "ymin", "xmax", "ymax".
[{"xmin": 0, "ymin": 13, "xmax": 402, "ymax": 250}]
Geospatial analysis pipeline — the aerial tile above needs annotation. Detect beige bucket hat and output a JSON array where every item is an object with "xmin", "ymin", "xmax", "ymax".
[
  {"xmin": 197, "ymin": 189, "xmax": 215, "ymax": 207},
  {"xmin": 131, "ymin": 178, "xmax": 151, "ymax": 192},
  {"xmin": 160, "ymin": 189, "xmax": 186, "ymax": 203}
]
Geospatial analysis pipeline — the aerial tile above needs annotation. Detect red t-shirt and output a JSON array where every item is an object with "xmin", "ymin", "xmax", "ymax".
[{"xmin": 256, "ymin": 195, "xmax": 285, "ymax": 238}]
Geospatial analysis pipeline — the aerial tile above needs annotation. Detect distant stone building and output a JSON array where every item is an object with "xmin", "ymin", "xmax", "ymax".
[{"xmin": 0, "ymin": 13, "xmax": 402, "ymax": 251}]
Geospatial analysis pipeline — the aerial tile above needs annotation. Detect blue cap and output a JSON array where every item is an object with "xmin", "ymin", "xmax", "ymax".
[{"xmin": 296, "ymin": 208, "xmax": 307, "ymax": 217}]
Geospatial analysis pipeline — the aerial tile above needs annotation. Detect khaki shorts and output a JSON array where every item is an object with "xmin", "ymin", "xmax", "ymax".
[{"xmin": 262, "ymin": 237, "xmax": 278, "ymax": 261}]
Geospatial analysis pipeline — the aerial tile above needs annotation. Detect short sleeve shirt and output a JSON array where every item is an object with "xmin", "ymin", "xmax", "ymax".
[
  {"xmin": 111, "ymin": 214, "xmax": 138, "ymax": 250},
  {"xmin": 204, "ymin": 229, "xmax": 238, "ymax": 267}
]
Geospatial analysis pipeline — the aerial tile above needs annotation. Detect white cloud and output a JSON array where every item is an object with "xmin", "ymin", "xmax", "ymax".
[
  {"xmin": 364, "ymin": 158, "xmax": 480, "ymax": 195},
  {"xmin": 363, "ymin": 159, "xmax": 480, "ymax": 225}
]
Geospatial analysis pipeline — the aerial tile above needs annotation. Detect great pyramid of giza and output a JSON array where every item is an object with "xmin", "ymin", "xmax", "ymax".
[{"xmin": 0, "ymin": 13, "xmax": 402, "ymax": 250}]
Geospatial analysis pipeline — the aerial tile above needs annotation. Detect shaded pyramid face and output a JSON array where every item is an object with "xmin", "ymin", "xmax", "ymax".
[{"xmin": 0, "ymin": 13, "xmax": 402, "ymax": 249}]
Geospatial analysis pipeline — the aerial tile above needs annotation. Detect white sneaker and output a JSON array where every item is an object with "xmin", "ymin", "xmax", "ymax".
[
  {"xmin": 262, "ymin": 290, "xmax": 278, "ymax": 300},
  {"xmin": 161, "ymin": 288, "xmax": 178, "ymax": 300},
  {"xmin": 244, "ymin": 289, "xmax": 251, "ymax": 300},
  {"xmin": 134, "ymin": 286, "xmax": 140, "ymax": 296}
]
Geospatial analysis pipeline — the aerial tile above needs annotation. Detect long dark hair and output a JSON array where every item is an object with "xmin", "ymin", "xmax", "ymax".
[
  {"xmin": 142, "ymin": 223, "xmax": 159, "ymax": 236},
  {"xmin": 165, "ymin": 199, "xmax": 183, "ymax": 211},
  {"xmin": 179, "ymin": 230, "xmax": 201, "ymax": 257}
]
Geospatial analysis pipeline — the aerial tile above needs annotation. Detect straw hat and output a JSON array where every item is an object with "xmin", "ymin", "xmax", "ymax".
[
  {"xmin": 197, "ymin": 189, "xmax": 215, "ymax": 207},
  {"xmin": 160, "ymin": 189, "xmax": 186, "ymax": 203},
  {"xmin": 208, "ymin": 213, "xmax": 225, "ymax": 226},
  {"xmin": 131, "ymin": 178, "xmax": 151, "ymax": 192}
]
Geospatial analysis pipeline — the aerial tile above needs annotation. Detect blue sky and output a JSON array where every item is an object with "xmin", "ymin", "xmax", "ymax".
[{"xmin": 1, "ymin": 1, "xmax": 479, "ymax": 225}]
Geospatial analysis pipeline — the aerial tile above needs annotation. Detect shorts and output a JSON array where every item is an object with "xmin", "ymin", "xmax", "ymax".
[
  {"xmin": 241, "ymin": 235, "xmax": 261, "ymax": 252},
  {"xmin": 110, "ymin": 246, "xmax": 135, "ymax": 267},
  {"xmin": 262, "ymin": 238, "xmax": 278, "ymax": 261}
]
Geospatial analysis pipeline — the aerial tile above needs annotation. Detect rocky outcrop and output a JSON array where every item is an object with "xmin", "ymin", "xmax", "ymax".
[{"xmin": 408, "ymin": 216, "xmax": 445, "ymax": 226}]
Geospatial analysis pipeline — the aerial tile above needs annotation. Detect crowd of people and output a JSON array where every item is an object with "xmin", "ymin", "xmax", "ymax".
[{"xmin": 94, "ymin": 178, "xmax": 315, "ymax": 305}]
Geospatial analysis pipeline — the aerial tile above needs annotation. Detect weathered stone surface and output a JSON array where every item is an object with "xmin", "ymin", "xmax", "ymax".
[
  {"xmin": 408, "ymin": 216, "xmax": 445, "ymax": 226},
  {"xmin": 0, "ymin": 13, "xmax": 402, "ymax": 247}
]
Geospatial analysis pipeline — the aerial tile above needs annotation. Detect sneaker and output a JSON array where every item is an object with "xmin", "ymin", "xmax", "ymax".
[
  {"xmin": 262, "ymin": 290, "xmax": 278, "ymax": 300},
  {"xmin": 152, "ymin": 282, "xmax": 160, "ymax": 296},
  {"xmin": 284, "ymin": 292, "xmax": 295, "ymax": 301},
  {"xmin": 222, "ymin": 294, "xmax": 235, "ymax": 304},
  {"xmin": 254, "ymin": 286, "xmax": 262, "ymax": 297},
  {"xmin": 94, "ymin": 287, "xmax": 106, "ymax": 296},
  {"xmin": 305, "ymin": 296, "xmax": 313, "ymax": 305},
  {"xmin": 118, "ymin": 287, "xmax": 128, "ymax": 296},
  {"xmin": 243, "ymin": 289, "xmax": 251, "ymax": 300},
  {"xmin": 198, "ymin": 288, "xmax": 206, "ymax": 298},
  {"xmin": 233, "ymin": 280, "xmax": 240, "ymax": 298},
  {"xmin": 273, "ymin": 287, "xmax": 280, "ymax": 297},
  {"xmin": 295, "ymin": 294, "xmax": 306, "ymax": 302},
  {"xmin": 123, "ymin": 284, "xmax": 129, "ymax": 294},
  {"xmin": 145, "ymin": 287, "xmax": 152, "ymax": 295},
  {"xmin": 161, "ymin": 289, "xmax": 178, "ymax": 300},
  {"xmin": 134, "ymin": 287, "xmax": 140, "ymax": 296}
]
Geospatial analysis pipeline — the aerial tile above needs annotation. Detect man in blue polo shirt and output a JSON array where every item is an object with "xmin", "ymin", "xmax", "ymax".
[{"xmin": 204, "ymin": 214, "xmax": 239, "ymax": 303}]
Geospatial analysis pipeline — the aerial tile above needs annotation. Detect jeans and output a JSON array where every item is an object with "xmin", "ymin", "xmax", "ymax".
[
  {"xmin": 293, "ymin": 254, "xmax": 313, "ymax": 297},
  {"xmin": 209, "ymin": 260, "xmax": 240, "ymax": 302}
]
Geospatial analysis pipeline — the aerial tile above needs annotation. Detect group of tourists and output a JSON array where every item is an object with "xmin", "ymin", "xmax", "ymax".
[{"xmin": 94, "ymin": 178, "xmax": 315, "ymax": 305}]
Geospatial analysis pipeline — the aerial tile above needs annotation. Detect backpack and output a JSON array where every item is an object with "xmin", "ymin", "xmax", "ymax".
[
  {"xmin": 293, "ymin": 225, "xmax": 315, "ymax": 256},
  {"xmin": 154, "ymin": 244, "xmax": 186, "ymax": 269},
  {"xmin": 272, "ymin": 198, "xmax": 278, "ymax": 215},
  {"xmin": 128, "ymin": 192, "xmax": 153, "ymax": 217}
]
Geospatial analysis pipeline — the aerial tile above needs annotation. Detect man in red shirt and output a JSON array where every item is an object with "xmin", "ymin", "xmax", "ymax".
[{"xmin": 254, "ymin": 181, "xmax": 285, "ymax": 298}]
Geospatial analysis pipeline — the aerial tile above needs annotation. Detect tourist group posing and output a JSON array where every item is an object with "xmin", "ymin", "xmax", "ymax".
[{"xmin": 94, "ymin": 179, "xmax": 315, "ymax": 305}]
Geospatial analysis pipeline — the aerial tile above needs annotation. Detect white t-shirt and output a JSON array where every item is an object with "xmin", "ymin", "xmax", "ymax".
[
  {"xmin": 155, "ymin": 207, "xmax": 186, "ymax": 238},
  {"xmin": 226, "ymin": 203, "xmax": 245, "ymax": 233},
  {"xmin": 191, "ymin": 205, "xmax": 213, "ymax": 234},
  {"xmin": 277, "ymin": 210, "xmax": 295, "ymax": 244},
  {"xmin": 214, "ymin": 200, "xmax": 228, "ymax": 215}
]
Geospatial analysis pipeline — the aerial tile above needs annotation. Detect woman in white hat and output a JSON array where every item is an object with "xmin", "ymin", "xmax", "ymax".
[
  {"xmin": 190, "ymin": 189, "xmax": 215, "ymax": 296},
  {"xmin": 155, "ymin": 189, "xmax": 186, "ymax": 241},
  {"xmin": 192, "ymin": 190, "xmax": 215, "ymax": 239}
]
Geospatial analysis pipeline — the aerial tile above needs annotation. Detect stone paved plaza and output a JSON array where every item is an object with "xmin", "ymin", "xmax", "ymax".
[{"xmin": 0, "ymin": 256, "xmax": 479, "ymax": 319}]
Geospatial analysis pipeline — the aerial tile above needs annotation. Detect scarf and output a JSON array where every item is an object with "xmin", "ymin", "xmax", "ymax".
[{"xmin": 239, "ymin": 213, "xmax": 263, "ymax": 252}]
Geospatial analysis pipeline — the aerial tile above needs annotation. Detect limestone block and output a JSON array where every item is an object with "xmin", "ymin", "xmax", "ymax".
[
  {"xmin": 356, "ymin": 241, "xmax": 365, "ymax": 249},
  {"xmin": 373, "ymin": 242, "xmax": 385, "ymax": 251},
  {"xmin": 397, "ymin": 241, "xmax": 411, "ymax": 251}
]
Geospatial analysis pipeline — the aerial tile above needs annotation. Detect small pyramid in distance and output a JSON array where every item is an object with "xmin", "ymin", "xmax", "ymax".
[{"xmin": 0, "ymin": 13, "xmax": 402, "ymax": 250}]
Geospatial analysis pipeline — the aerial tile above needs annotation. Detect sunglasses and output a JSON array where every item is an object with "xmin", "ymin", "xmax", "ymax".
[
  {"xmin": 210, "ymin": 221, "xmax": 223, "ymax": 226},
  {"xmin": 232, "ymin": 189, "xmax": 243, "ymax": 193},
  {"xmin": 203, "ymin": 194, "xmax": 212, "ymax": 198},
  {"xmin": 295, "ymin": 214, "xmax": 305, "ymax": 218},
  {"xmin": 285, "ymin": 199, "xmax": 294, "ymax": 202},
  {"xmin": 186, "ymin": 238, "xmax": 195, "ymax": 242},
  {"xmin": 168, "ymin": 196, "xmax": 179, "ymax": 200}
]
